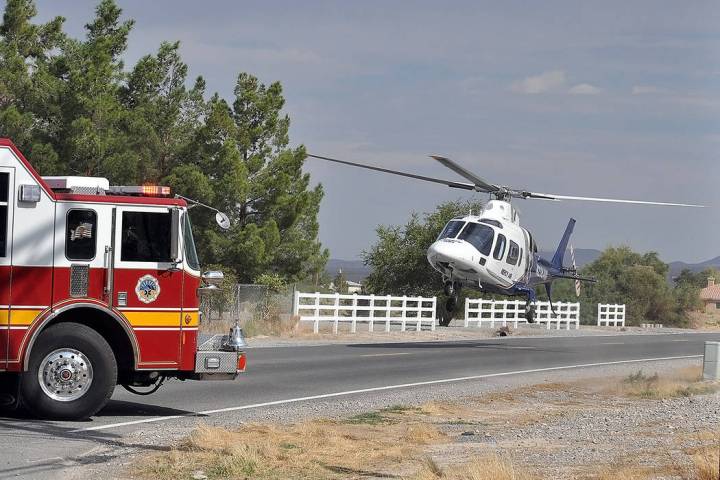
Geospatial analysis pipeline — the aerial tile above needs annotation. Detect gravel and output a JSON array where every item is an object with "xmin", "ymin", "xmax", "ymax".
[{"xmin": 61, "ymin": 357, "xmax": 716, "ymax": 479}]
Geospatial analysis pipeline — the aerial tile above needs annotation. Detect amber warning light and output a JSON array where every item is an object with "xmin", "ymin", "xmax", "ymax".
[{"xmin": 108, "ymin": 185, "xmax": 172, "ymax": 197}]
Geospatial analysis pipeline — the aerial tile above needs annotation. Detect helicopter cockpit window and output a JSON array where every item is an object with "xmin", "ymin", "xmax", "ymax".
[
  {"xmin": 493, "ymin": 234, "xmax": 506, "ymax": 260},
  {"xmin": 507, "ymin": 241, "xmax": 520, "ymax": 265},
  {"xmin": 437, "ymin": 220, "xmax": 465, "ymax": 240},
  {"xmin": 458, "ymin": 222, "xmax": 494, "ymax": 256},
  {"xmin": 479, "ymin": 219, "xmax": 503, "ymax": 229}
]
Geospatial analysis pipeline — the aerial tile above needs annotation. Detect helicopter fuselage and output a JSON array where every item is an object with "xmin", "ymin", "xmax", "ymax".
[{"xmin": 426, "ymin": 200, "xmax": 552, "ymax": 298}]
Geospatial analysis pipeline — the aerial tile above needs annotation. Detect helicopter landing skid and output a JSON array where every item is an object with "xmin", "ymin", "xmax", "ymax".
[{"xmin": 514, "ymin": 285, "xmax": 537, "ymax": 324}]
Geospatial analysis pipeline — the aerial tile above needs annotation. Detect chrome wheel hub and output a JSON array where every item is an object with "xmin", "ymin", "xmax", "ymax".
[{"xmin": 38, "ymin": 349, "xmax": 94, "ymax": 402}]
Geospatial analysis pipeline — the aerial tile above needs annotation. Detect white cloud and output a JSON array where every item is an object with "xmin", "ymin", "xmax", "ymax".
[
  {"xmin": 511, "ymin": 70, "xmax": 566, "ymax": 94},
  {"xmin": 632, "ymin": 85, "xmax": 665, "ymax": 95},
  {"xmin": 568, "ymin": 83, "xmax": 602, "ymax": 95}
]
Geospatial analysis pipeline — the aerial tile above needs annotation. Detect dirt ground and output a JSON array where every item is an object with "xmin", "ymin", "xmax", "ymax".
[{"xmin": 133, "ymin": 366, "xmax": 720, "ymax": 480}]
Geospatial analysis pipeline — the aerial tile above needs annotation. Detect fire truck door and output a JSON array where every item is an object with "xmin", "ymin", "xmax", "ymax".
[
  {"xmin": 0, "ymin": 167, "xmax": 14, "ymax": 368},
  {"xmin": 112, "ymin": 206, "xmax": 183, "ymax": 367}
]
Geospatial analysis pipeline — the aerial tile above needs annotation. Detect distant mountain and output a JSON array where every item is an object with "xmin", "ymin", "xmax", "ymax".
[
  {"xmin": 668, "ymin": 256, "xmax": 720, "ymax": 279},
  {"xmin": 325, "ymin": 251, "xmax": 720, "ymax": 284}
]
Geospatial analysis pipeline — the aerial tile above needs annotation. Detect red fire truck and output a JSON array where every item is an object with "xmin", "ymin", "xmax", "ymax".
[{"xmin": 0, "ymin": 139, "xmax": 246, "ymax": 420}]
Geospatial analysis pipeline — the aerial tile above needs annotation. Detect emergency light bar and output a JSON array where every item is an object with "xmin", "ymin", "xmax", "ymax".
[{"xmin": 107, "ymin": 185, "xmax": 172, "ymax": 197}]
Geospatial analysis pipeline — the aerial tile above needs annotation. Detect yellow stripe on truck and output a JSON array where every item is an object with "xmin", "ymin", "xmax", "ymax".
[
  {"xmin": 122, "ymin": 311, "xmax": 183, "ymax": 327},
  {"xmin": 0, "ymin": 309, "xmax": 44, "ymax": 326}
]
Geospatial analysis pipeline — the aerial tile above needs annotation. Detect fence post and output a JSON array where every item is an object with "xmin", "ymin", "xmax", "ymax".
[
  {"xmin": 386, "ymin": 295, "xmax": 392, "ymax": 332},
  {"xmin": 333, "ymin": 293, "xmax": 340, "ymax": 334},
  {"xmin": 292, "ymin": 290, "xmax": 300, "ymax": 317},
  {"xmin": 431, "ymin": 297, "xmax": 436, "ymax": 331},
  {"xmin": 351, "ymin": 294, "xmax": 358, "ymax": 334},
  {"xmin": 416, "ymin": 296, "xmax": 423, "ymax": 331},
  {"xmin": 464, "ymin": 299, "xmax": 470, "ymax": 328},
  {"xmin": 314, "ymin": 292, "xmax": 320, "ymax": 334},
  {"xmin": 369, "ymin": 294, "xmax": 375, "ymax": 332},
  {"xmin": 400, "ymin": 295, "xmax": 407, "ymax": 332}
]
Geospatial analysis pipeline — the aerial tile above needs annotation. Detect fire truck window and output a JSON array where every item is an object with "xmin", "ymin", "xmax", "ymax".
[
  {"xmin": 0, "ymin": 173, "xmax": 9, "ymax": 258},
  {"xmin": 507, "ymin": 241, "xmax": 520, "ymax": 265},
  {"xmin": 183, "ymin": 214, "xmax": 200, "ymax": 271},
  {"xmin": 121, "ymin": 211, "xmax": 172, "ymax": 262},
  {"xmin": 66, "ymin": 210, "xmax": 97, "ymax": 260},
  {"xmin": 493, "ymin": 234, "xmax": 506, "ymax": 260}
]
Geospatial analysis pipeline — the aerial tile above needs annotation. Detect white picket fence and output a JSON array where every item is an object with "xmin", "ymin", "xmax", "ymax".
[
  {"xmin": 293, "ymin": 292, "xmax": 436, "ymax": 333},
  {"xmin": 597, "ymin": 304, "xmax": 626, "ymax": 327},
  {"xmin": 464, "ymin": 299, "xmax": 580, "ymax": 329}
]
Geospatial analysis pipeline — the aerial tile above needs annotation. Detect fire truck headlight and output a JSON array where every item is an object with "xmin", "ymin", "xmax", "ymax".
[{"xmin": 19, "ymin": 184, "xmax": 41, "ymax": 203}]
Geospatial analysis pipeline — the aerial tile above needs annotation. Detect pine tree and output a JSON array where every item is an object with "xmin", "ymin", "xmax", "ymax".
[{"xmin": 0, "ymin": 0, "xmax": 328, "ymax": 285}]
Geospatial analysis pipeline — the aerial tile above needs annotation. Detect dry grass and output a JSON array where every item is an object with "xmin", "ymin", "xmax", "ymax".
[
  {"xmin": 201, "ymin": 312, "xmax": 299, "ymax": 337},
  {"xmin": 595, "ymin": 465, "xmax": 658, "ymax": 480},
  {"xmin": 138, "ymin": 415, "xmax": 447, "ymax": 480},
  {"xmin": 135, "ymin": 367, "xmax": 720, "ymax": 480},
  {"xmin": 672, "ymin": 437, "xmax": 720, "ymax": 480},
  {"xmin": 614, "ymin": 366, "xmax": 720, "ymax": 399},
  {"xmin": 689, "ymin": 444, "xmax": 720, "ymax": 480},
  {"xmin": 409, "ymin": 455, "xmax": 533, "ymax": 480},
  {"xmin": 689, "ymin": 311, "xmax": 720, "ymax": 330}
]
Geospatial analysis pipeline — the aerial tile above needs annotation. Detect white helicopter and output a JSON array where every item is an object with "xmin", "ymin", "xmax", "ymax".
[{"xmin": 308, "ymin": 154, "xmax": 703, "ymax": 324}]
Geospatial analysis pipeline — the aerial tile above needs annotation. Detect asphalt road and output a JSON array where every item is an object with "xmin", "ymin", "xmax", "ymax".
[{"xmin": 1, "ymin": 331, "xmax": 719, "ymax": 479}]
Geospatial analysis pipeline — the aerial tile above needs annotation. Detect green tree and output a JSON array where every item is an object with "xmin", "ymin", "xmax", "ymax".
[
  {"xmin": 0, "ymin": 0, "xmax": 328, "ymax": 285},
  {"xmin": 167, "ymin": 75, "xmax": 328, "ymax": 283},
  {"xmin": 362, "ymin": 199, "xmax": 484, "ymax": 297},
  {"xmin": 0, "ymin": 0, "xmax": 64, "ymax": 173},
  {"xmin": 577, "ymin": 246, "xmax": 688, "ymax": 325}
]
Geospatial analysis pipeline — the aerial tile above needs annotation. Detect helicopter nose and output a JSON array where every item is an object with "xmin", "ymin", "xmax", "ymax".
[
  {"xmin": 427, "ymin": 239, "xmax": 477, "ymax": 265},
  {"xmin": 427, "ymin": 239, "xmax": 456, "ymax": 263}
]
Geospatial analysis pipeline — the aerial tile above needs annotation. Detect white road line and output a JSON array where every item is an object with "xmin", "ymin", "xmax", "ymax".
[
  {"xmin": 599, "ymin": 342, "xmax": 625, "ymax": 345},
  {"xmin": 671, "ymin": 339, "xmax": 690, "ymax": 342},
  {"xmin": 360, "ymin": 352, "xmax": 412, "ymax": 357},
  {"xmin": 73, "ymin": 354, "xmax": 701, "ymax": 433}
]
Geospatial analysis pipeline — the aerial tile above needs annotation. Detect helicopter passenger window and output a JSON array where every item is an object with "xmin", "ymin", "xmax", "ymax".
[
  {"xmin": 507, "ymin": 241, "xmax": 520, "ymax": 265},
  {"xmin": 458, "ymin": 222, "xmax": 495, "ymax": 256},
  {"xmin": 437, "ymin": 220, "xmax": 465, "ymax": 240},
  {"xmin": 493, "ymin": 234, "xmax": 506, "ymax": 260}
]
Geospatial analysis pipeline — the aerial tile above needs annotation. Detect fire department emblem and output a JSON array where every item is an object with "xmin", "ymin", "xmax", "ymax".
[{"xmin": 135, "ymin": 275, "xmax": 161, "ymax": 304}]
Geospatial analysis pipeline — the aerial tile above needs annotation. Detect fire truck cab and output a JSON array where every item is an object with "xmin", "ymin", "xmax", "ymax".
[{"xmin": 0, "ymin": 139, "xmax": 246, "ymax": 420}]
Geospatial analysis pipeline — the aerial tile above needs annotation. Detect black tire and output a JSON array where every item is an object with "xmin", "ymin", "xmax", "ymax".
[{"xmin": 21, "ymin": 322, "xmax": 117, "ymax": 420}]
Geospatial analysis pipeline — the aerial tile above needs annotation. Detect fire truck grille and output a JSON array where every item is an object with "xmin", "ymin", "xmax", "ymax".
[{"xmin": 70, "ymin": 264, "xmax": 89, "ymax": 297}]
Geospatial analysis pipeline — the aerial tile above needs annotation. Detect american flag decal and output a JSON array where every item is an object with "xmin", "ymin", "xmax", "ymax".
[{"xmin": 70, "ymin": 222, "xmax": 93, "ymax": 241}]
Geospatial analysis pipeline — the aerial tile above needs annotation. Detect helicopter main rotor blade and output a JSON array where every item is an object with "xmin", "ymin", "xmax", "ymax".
[
  {"xmin": 429, "ymin": 155, "xmax": 500, "ymax": 193},
  {"xmin": 306, "ymin": 154, "xmax": 476, "ymax": 191},
  {"xmin": 519, "ymin": 191, "xmax": 704, "ymax": 208}
]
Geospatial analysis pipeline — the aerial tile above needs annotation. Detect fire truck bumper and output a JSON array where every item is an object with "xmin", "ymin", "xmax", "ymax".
[{"xmin": 191, "ymin": 333, "xmax": 247, "ymax": 381}]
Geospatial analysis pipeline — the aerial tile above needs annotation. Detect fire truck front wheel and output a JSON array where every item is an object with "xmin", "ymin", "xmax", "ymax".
[{"xmin": 21, "ymin": 322, "xmax": 118, "ymax": 420}]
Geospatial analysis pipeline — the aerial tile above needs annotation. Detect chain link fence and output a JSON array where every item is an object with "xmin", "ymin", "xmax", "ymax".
[{"xmin": 199, "ymin": 284, "xmax": 296, "ymax": 336}]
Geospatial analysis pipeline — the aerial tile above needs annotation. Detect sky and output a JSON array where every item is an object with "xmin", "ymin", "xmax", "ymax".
[{"xmin": 31, "ymin": 1, "xmax": 720, "ymax": 263}]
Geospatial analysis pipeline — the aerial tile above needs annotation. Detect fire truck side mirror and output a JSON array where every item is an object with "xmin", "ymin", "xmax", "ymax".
[
  {"xmin": 202, "ymin": 271, "xmax": 224, "ymax": 287},
  {"xmin": 170, "ymin": 208, "xmax": 181, "ymax": 264},
  {"xmin": 215, "ymin": 211, "xmax": 230, "ymax": 230}
]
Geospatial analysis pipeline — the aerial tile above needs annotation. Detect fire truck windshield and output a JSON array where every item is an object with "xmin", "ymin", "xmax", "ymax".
[{"xmin": 183, "ymin": 213, "xmax": 200, "ymax": 270}]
